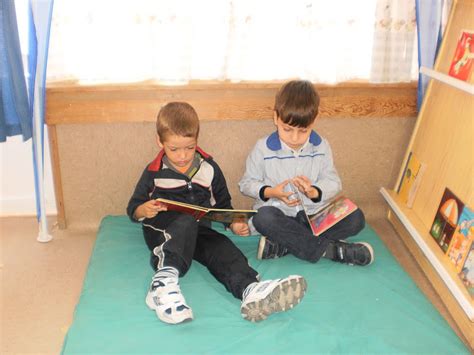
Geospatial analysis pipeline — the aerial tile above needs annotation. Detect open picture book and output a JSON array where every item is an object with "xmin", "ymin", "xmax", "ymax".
[
  {"xmin": 155, "ymin": 198, "xmax": 257, "ymax": 224},
  {"xmin": 291, "ymin": 187, "xmax": 358, "ymax": 236},
  {"xmin": 307, "ymin": 196, "xmax": 358, "ymax": 236}
]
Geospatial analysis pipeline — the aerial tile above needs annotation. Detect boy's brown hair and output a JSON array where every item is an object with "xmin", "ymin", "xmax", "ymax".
[
  {"xmin": 274, "ymin": 80, "xmax": 320, "ymax": 128},
  {"xmin": 156, "ymin": 102, "xmax": 200, "ymax": 141}
]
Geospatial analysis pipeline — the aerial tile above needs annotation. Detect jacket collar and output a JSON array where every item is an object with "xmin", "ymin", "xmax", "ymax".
[
  {"xmin": 148, "ymin": 146, "xmax": 211, "ymax": 171},
  {"xmin": 266, "ymin": 130, "xmax": 322, "ymax": 151}
]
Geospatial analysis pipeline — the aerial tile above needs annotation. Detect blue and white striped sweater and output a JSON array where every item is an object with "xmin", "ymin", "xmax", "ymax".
[{"xmin": 239, "ymin": 130, "xmax": 342, "ymax": 218}]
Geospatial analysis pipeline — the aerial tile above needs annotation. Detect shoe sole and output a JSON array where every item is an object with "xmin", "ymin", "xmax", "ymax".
[
  {"xmin": 256, "ymin": 237, "xmax": 266, "ymax": 260},
  {"xmin": 357, "ymin": 242, "xmax": 375, "ymax": 266},
  {"xmin": 241, "ymin": 275, "xmax": 307, "ymax": 322}
]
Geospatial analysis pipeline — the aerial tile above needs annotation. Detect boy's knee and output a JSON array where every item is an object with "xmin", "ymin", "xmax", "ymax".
[
  {"xmin": 253, "ymin": 206, "xmax": 281, "ymax": 230},
  {"xmin": 172, "ymin": 213, "xmax": 199, "ymax": 231},
  {"xmin": 177, "ymin": 213, "xmax": 198, "ymax": 224}
]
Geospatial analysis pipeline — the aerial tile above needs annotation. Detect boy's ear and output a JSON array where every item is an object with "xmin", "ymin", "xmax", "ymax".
[
  {"xmin": 156, "ymin": 135, "xmax": 163, "ymax": 148},
  {"xmin": 273, "ymin": 111, "xmax": 279, "ymax": 125}
]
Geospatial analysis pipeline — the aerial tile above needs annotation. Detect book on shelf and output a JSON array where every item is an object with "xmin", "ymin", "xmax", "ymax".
[
  {"xmin": 397, "ymin": 152, "xmax": 426, "ymax": 208},
  {"xmin": 448, "ymin": 30, "xmax": 474, "ymax": 81},
  {"xmin": 155, "ymin": 198, "xmax": 257, "ymax": 224},
  {"xmin": 288, "ymin": 184, "xmax": 358, "ymax": 237},
  {"xmin": 446, "ymin": 205, "xmax": 474, "ymax": 274},
  {"xmin": 458, "ymin": 242, "xmax": 474, "ymax": 298},
  {"xmin": 429, "ymin": 188, "xmax": 465, "ymax": 252}
]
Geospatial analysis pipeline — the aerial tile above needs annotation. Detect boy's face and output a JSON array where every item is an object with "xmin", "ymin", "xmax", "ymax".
[
  {"xmin": 157, "ymin": 134, "xmax": 197, "ymax": 173},
  {"xmin": 274, "ymin": 113, "xmax": 313, "ymax": 151}
]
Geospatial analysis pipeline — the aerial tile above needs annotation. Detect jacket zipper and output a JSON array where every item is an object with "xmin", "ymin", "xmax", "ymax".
[{"xmin": 187, "ymin": 181, "xmax": 195, "ymax": 203}]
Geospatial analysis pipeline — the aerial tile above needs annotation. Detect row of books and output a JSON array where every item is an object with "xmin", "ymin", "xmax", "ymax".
[
  {"xmin": 429, "ymin": 188, "xmax": 474, "ymax": 297},
  {"xmin": 397, "ymin": 153, "xmax": 473, "ymax": 298}
]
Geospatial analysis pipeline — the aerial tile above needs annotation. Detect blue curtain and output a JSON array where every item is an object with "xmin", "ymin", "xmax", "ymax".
[
  {"xmin": 0, "ymin": 0, "xmax": 33, "ymax": 142},
  {"xmin": 415, "ymin": 0, "xmax": 445, "ymax": 109},
  {"xmin": 1, "ymin": 0, "xmax": 54, "ymax": 239}
]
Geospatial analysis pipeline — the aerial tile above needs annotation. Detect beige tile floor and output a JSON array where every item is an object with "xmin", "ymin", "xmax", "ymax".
[
  {"xmin": 0, "ymin": 216, "xmax": 464, "ymax": 354},
  {"xmin": 1, "ymin": 217, "xmax": 96, "ymax": 354}
]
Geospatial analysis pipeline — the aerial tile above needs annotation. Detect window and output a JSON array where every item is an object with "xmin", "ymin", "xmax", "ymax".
[{"xmin": 47, "ymin": 0, "xmax": 418, "ymax": 85}]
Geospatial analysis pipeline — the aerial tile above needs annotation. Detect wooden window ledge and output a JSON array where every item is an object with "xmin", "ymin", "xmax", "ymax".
[{"xmin": 46, "ymin": 82, "xmax": 417, "ymax": 124}]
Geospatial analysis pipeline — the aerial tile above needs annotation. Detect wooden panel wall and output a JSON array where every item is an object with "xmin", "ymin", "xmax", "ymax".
[
  {"xmin": 46, "ymin": 82, "xmax": 416, "ymax": 230},
  {"xmin": 46, "ymin": 82, "xmax": 416, "ymax": 124}
]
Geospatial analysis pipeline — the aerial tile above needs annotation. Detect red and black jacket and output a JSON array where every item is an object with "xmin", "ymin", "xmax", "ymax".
[{"xmin": 127, "ymin": 147, "xmax": 233, "ymax": 222}]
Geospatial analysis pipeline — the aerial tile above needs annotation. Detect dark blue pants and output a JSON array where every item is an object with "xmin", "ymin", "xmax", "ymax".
[
  {"xmin": 252, "ymin": 206, "xmax": 365, "ymax": 262},
  {"xmin": 143, "ymin": 212, "xmax": 258, "ymax": 299}
]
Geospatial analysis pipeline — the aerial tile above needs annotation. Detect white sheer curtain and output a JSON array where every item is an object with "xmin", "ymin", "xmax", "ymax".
[
  {"xmin": 47, "ymin": 0, "xmax": 418, "ymax": 85},
  {"xmin": 370, "ymin": 0, "xmax": 418, "ymax": 82}
]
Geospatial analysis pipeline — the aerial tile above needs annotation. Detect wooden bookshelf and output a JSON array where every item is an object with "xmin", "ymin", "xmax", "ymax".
[{"xmin": 381, "ymin": 0, "xmax": 473, "ymax": 350}]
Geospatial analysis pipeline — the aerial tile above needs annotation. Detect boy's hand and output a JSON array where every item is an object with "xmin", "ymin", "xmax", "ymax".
[
  {"xmin": 134, "ymin": 200, "xmax": 167, "ymax": 220},
  {"xmin": 230, "ymin": 221, "xmax": 250, "ymax": 236},
  {"xmin": 292, "ymin": 175, "xmax": 319, "ymax": 200},
  {"xmin": 265, "ymin": 180, "xmax": 300, "ymax": 207}
]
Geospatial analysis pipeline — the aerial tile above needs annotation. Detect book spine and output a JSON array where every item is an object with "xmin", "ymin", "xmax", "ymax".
[{"xmin": 397, "ymin": 152, "xmax": 412, "ymax": 193}]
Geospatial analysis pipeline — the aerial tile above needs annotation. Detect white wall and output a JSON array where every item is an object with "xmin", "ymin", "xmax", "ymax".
[
  {"xmin": 1, "ymin": 3, "xmax": 57, "ymax": 216},
  {"xmin": 0, "ymin": 131, "xmax": 57, "ymax": 216}
]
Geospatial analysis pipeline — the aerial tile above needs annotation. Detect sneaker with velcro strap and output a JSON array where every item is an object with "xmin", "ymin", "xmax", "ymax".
[
  {"xmin": 257, "ymin": 236, "xmax": 289, "ymax": 260},
  {"xmin": 241, "ymin": 275, "xmax": 307, "ymax": 322},
  {"xmin": 145, "ymin": 277, "xmax": 193, "ymax": 324},
  {"xmin": 325, "ymin": 240, "xmax": 374, "ymax": 266}
]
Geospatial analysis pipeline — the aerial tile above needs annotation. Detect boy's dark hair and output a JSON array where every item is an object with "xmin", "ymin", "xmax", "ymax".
[
  {"xmin": 156, "ymin": 102, "xmax": 200, "ymax": 141},
  {"xmin": 274, "ymin": 80, "xmax": 320, "ymax": 127}
]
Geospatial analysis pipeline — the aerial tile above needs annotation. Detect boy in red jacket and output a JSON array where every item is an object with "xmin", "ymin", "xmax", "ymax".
[{"xmin": 127, "ymin": 102, "xmax": 306, "ymax": 324}]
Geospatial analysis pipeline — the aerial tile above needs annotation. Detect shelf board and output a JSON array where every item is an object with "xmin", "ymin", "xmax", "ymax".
[
  {"xmin": 420, "ymin": 67, "xmax": 474, "ymax": 95},
  {"xmin": 380, "ymin": 187, "xmax": 474, "ymax": 320}
]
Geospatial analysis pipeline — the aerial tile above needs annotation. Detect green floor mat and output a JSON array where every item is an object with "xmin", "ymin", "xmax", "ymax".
[{"xmin": 62, "ymin": 216, "xmax": 468, "ymax": 354}]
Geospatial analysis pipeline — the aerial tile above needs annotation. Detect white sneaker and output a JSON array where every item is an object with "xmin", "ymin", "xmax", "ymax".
[
  {"xmin": 241, "ymin": 275, "xmax": 307, "ymax": 322},
  {"xmin": 145, "ymin": 277, "xmax": 193, "ymax": 324}
]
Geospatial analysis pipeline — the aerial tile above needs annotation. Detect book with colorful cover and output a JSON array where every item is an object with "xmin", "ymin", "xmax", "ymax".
[
  {"xmin": 397, "ymin": 152, "xmax": 426, "ymax": 208},
  {"xmin": 308, "ymin": 196, "xmax": 358, "ymax": 236},
  {"xmin": 446, "ymin": 205, "xmax": 474, "ymax": 274},
  {"xmin": 155, "ymin": 198, "xmax": 256, "ymax": 224},
  {"xmin": 429, "ymin": 188, "xmax": 465, "ymax": 252},
  {"xmin": 459, "ymin": 243, "xmax": 474, "ymax": 298},
  {"xmin": 287, "ymin": 183, "xmax": 357, "ymax": 237},
  {"xmin": 448, "ymin": 30, "xmax": 474, "ymax": 81}
]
